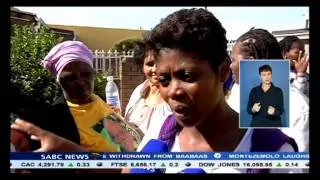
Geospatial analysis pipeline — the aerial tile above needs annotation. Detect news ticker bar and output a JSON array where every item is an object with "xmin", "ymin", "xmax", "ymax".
[
  {"xmin": 10, "ymin": 152, "xmax": 310, "ymax": 160},
  {"xmin": 11, "ymin": 160, "xmax": 309, "ymax": 169}
]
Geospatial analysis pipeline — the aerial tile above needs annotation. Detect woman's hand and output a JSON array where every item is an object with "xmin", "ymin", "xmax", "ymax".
[
  {"xmin": 11, "ymin": 119, "xmax": 125, "ymax": 173},
  {"xmin": 107, "ymin": 104, "xmax": 121, "ymax": 114},
  {"xmin": 293, "ymin": 51, "xmax": 309, "ymax": 74},
  {"xmin": 11, "ymin": 119, "xmax": 86, "ymax": 152}
]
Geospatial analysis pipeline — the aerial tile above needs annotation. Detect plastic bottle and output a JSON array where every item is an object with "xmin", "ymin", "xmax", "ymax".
[{"xmin": 105, "ymin": 76, "xmax": 121, "ymax": 113}]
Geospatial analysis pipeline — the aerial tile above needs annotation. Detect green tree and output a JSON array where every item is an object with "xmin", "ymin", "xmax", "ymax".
[
  {"xmin": 10, "ymin": 24, "xmax": 61, "ymax": 109},
  {"xmin": 112, "ymin": 37, "xmax": 141, "ymax": 52},
  {"xmin": 94, "ymin": 37, "xmax": 143, "ymax": 103},
  {"xmin": 94, "ymin": 71, "xmax": 107, "ymax": 100}
]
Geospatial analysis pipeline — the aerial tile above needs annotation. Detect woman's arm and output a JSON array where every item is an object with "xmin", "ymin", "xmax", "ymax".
[
  {"xmin": 11, "ymin": 119, "xmax": 86, "ymax": 152},
  {"xmin": 11, "ymin": 119, "xmax": 124, "ymax": 173}
]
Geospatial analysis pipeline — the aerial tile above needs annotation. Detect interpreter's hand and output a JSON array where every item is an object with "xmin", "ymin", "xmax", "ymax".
[
  {"xmin": 11, "ymin": 119, "xmax": 86, "ymax": 152},
  {"xmin": 267, "ymin": 106, "xmax": 275, "ymax": 115},
  {"xmin": 252, "ymin": 102, "xmax": 261, "ymax": 113},
  {"xmin": 293, "ymin": 50, "xmax": 309, "ymax": 74}
]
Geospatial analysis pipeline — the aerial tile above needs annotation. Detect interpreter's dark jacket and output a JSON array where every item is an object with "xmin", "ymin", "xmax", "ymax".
[{"xmin": 247, "ymin": 83, "xmax": 284, "ymax": 127}]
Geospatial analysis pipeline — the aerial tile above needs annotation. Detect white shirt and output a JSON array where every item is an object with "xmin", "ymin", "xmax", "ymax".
[
  {"xmin": 227, "ymin": 83, "xmax": 309, "ymax": 153},
  {"xmin": 125, "ymin": 81, "xmax": 172, "ymax": 135},
  {"xmin": 280, "ymin": 85, "xmax": 309, "ymax": 152},
  {"xmin": 290, "ymin": 72, "xmax": 309, "ymax": 97}
]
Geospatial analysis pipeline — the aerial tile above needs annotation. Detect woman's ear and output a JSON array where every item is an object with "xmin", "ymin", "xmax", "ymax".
[
  {"xmin": 219, "ymin": 58, "xmax": 231, "ymax": 83},
  {"xmin": 282, "ymin": 52, "xmax": 287, "ymax": 59}
]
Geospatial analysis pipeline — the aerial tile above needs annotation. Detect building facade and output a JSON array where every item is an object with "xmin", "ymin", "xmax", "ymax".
[
  {"xmin": 10, "ymin": 7, "xmax": 37, "ymax": 27},
  {"xmin": 227, "ymin": 17, "xmax": 309, "ymax": 56},
  {"xmin": 48, "ymin": 25, "xmax": 147, "ymax": 50}
]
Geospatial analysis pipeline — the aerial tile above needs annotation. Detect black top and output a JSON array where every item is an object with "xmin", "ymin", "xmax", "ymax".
[
  {"xmin": 34, "ymin": 96, "xmax": 81, "ymax": 149},
  {"xmin": 247, "ymin": 83, "xmax": 284, "ymax": 127},
  {"xmin": 11, "ymin": 96, "xmax": 80, "ymax": 173}
]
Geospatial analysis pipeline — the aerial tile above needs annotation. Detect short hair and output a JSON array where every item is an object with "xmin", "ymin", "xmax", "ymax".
[
  {"xmin": 259, "ymin": 64, "xmax": 272, "ymax": 74},
  {"xmin": 146, "ymin": 8, "xmax": 228, "ymax": 72},
  {"xmin": 235, "ymin": 29, "xmax": 283, "ymax": 59},
  {"xmin": 132, "ymin": 40, "xmax": 147, "ymax": 66},
  {"xmin": 279, "ymin": 36, "xmax": 305, "ymax": 54},
  {"xmin": 132, "ymin": 32, "xmax": 152, "ymax": 66}
]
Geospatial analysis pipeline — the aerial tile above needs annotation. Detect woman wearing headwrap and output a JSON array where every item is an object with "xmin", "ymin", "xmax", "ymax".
[{"xmin": 11, "ymin": 41, "xmax": 135, "ymax": 153}]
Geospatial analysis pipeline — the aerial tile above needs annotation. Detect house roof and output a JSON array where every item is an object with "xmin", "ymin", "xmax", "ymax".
[
  {"xmin": 272, "ymin": 28, "xmax": 309, "ymax": 35},
  {"xmin": 48, "ymin": 24, "xmax": 146, "ymax": 50},
  {"xmin": 10, "ymin": 7, "xmax": 36, "ymax": 17},
  {"xmin": 50, "ymin": 27, "xmax": 74, "ymax": 36},
  {"xmin": 10, "ymin": 7, "xmax": 38, "ymax": 25}
]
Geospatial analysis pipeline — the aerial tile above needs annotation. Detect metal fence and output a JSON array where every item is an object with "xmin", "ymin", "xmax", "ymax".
[{"xmin": 93, "ymin": 49, "xmax": 134, "ymax": 79}]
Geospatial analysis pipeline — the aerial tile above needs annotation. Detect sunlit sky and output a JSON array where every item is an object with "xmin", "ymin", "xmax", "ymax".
[{"xmin": 16, "ymin": 6, "xmax": 309, "ymax": 40}]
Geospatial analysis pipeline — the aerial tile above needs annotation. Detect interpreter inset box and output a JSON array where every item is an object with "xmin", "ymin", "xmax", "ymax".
[{"xmin": 239, "ymin": 60, "xmax": 290, "ymax": 128}]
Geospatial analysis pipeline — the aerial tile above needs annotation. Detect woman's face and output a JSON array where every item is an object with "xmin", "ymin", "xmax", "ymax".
[
  {"xmin": 59, "ymin": 61, "xmax": 94, "ymax": 104},
  {"xmin": 230, "ymin": 45, "xmax": 244, "ymax": 85},
  {"xmin": 284, "ymin": 42, "xmax": 305, "ymax": 68},
  {"xmin": 156, "ymin": 48, "xmax": 225, "ymax": 127},
  {"xmin": 143, "ymin": 51, "xmax": 158, "ymax": 85}
]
